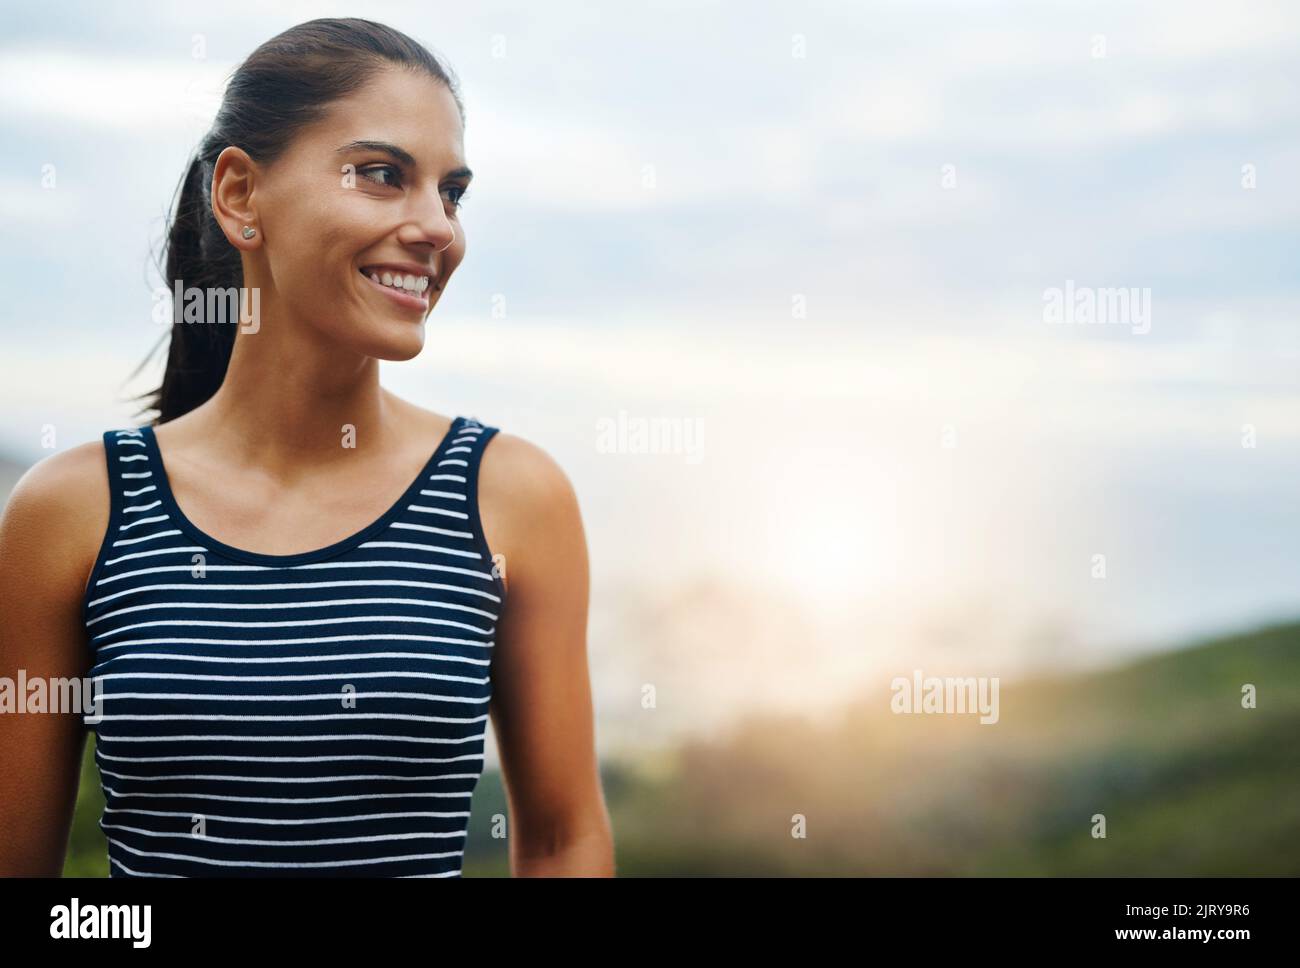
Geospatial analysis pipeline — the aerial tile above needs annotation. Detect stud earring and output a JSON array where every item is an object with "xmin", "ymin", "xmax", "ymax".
[{"xmin": 241, "ymin": 225, "xmax": 257, "ymax": 239}]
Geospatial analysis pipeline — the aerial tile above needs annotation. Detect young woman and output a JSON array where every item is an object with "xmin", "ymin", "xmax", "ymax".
[{"xmin": 0, "ymin": 18, "xmax": 613, "ymax": 877}]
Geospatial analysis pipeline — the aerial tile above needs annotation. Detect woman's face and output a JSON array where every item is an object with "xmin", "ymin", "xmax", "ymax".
[{"xmin": 232, "ymin": 66, "xmax": 471, "ymax": 360}]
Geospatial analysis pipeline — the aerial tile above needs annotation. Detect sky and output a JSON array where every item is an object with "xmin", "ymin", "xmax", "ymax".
[{"xmin": 1, "ymin": 0, "xmax": 1297, "ymax": 750}]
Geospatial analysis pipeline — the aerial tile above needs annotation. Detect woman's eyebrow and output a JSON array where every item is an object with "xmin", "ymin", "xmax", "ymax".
[
  {"xmin": 336, "ymin": 139, "xmax": 416, "ymax": 166},
  {"xmin": 335, "ymin": 140, "xmax": 473, "ymax": 180}
]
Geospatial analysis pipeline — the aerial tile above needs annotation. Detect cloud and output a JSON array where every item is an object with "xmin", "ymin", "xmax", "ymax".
[{"xmin": 0, "ymin": 47, "xmax": 231, "ymax": 131}]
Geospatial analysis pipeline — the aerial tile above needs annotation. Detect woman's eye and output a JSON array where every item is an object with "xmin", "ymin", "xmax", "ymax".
[
  {"xmin": 358, "ymin": 164, "xmax": 402, "ymax": 187},
  {"xmin": 443, "ymin": 185, "xmax": 470, "ymax": 210}
]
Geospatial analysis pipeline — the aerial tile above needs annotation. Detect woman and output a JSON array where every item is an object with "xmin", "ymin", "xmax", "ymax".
[{"xmin": 0, "ymin": 18, "xmax": 613, "ymax": 877}]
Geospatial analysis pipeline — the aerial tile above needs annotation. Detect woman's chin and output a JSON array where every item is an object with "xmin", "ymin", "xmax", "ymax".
[
  {"xmin": 341, "ymin": 325, "xmax": 427, "ymax": 362},
  {"xmin": 375, "ymin": 333, "xmax": 427, "ymax": 362}
]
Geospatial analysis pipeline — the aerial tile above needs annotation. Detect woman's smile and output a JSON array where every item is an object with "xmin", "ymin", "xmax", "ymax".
[{"xmin": 358, "ymin": 264, "xmax": 432, "ymax": 312}]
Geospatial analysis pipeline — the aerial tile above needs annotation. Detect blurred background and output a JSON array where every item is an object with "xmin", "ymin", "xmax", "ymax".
[{"xmin": 1, "ymin": 0, "xmax": 1296, "ymax": 875}]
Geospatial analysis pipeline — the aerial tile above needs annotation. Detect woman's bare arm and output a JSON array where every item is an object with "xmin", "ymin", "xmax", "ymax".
[
  {"xmin": 482, "ymin": 434, "xmax": 614, "ymax": 876},
  {"xmin": 0, "ymin": 441, "xmax": 107, "ymax": 875}
]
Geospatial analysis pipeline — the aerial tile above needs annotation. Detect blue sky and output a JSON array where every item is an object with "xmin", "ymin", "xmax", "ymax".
[{"xmin": 1, "ymin": 0, "xmax": 1297, "ymax": 747}]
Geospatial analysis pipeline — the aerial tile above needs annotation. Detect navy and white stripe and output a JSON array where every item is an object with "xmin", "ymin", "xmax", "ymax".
[{"xmin": 82, "ymin": 416, "xmax": 504, "ymax": 877}]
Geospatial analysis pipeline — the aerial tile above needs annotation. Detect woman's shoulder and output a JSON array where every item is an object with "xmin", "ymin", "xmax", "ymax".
[
  {"xmin": 443, "ymin": 416, "xmax": 584, "ymax": 583},
  {"xmin": 478, "ymin": 427, "xmax": 574, "ymax": 505},
  {"xmin": 4, "ymin": 434, "xmax": 112, "ymax": 525},
  {"xmin": 0, "ymin": 433, "xmax": 114, "ymax": 601}
]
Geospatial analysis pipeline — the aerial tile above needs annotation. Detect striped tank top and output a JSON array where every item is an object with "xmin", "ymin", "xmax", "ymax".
[{"xmin": 81, "ymin": 416, "xmax": 505, "ymax": 877}]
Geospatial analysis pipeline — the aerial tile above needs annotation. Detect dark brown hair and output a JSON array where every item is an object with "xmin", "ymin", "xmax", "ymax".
[{"xmin": 131, "ymin": 17, "xmax": 463, "ymax": 425}]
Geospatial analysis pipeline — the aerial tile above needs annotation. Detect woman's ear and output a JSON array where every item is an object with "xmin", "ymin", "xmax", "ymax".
[{"xmin": 212, "ymin": 145, "xmax": 261, "ymax": 250}]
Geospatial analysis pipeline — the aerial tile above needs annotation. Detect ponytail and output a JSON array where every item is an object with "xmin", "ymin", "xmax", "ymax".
[{"xmin": 132, "ymin": 144, "xmax": 241, "ymax": 424}]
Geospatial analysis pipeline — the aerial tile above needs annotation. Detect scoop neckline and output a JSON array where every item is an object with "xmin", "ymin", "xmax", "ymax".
[{"xmin": 139, "ymin": 416, "xmax": 465, "ymax": 566}]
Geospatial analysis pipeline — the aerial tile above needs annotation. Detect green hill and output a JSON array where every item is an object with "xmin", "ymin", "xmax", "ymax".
[{"xmin": 604, "ymin": 620, "xmax": 1300, "ymax": 876}]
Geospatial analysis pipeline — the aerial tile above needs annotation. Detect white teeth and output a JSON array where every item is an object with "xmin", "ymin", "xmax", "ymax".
[{"xmin": 364, "ymin": 268, "xmax": 430, "ymax": 297}]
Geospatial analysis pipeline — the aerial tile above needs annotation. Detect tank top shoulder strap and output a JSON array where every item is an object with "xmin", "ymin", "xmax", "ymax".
[
  {"xmin": 82, "ymin": 427, "xmax": 163, "ymax": 626},
  {"xmin": 445, "ymin": 414, "xmax": 504, "ymax": 595},
  {"xmin": 451, "ymin": 417, "xmax": 500, "ymax": 499},
  {"xmin": 104, "ymin": 426, "xmax": 161, "ymax": 506},
  {"xmin": 451, "ymin": 415, "xmax": 499, "ymax": 461}
]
